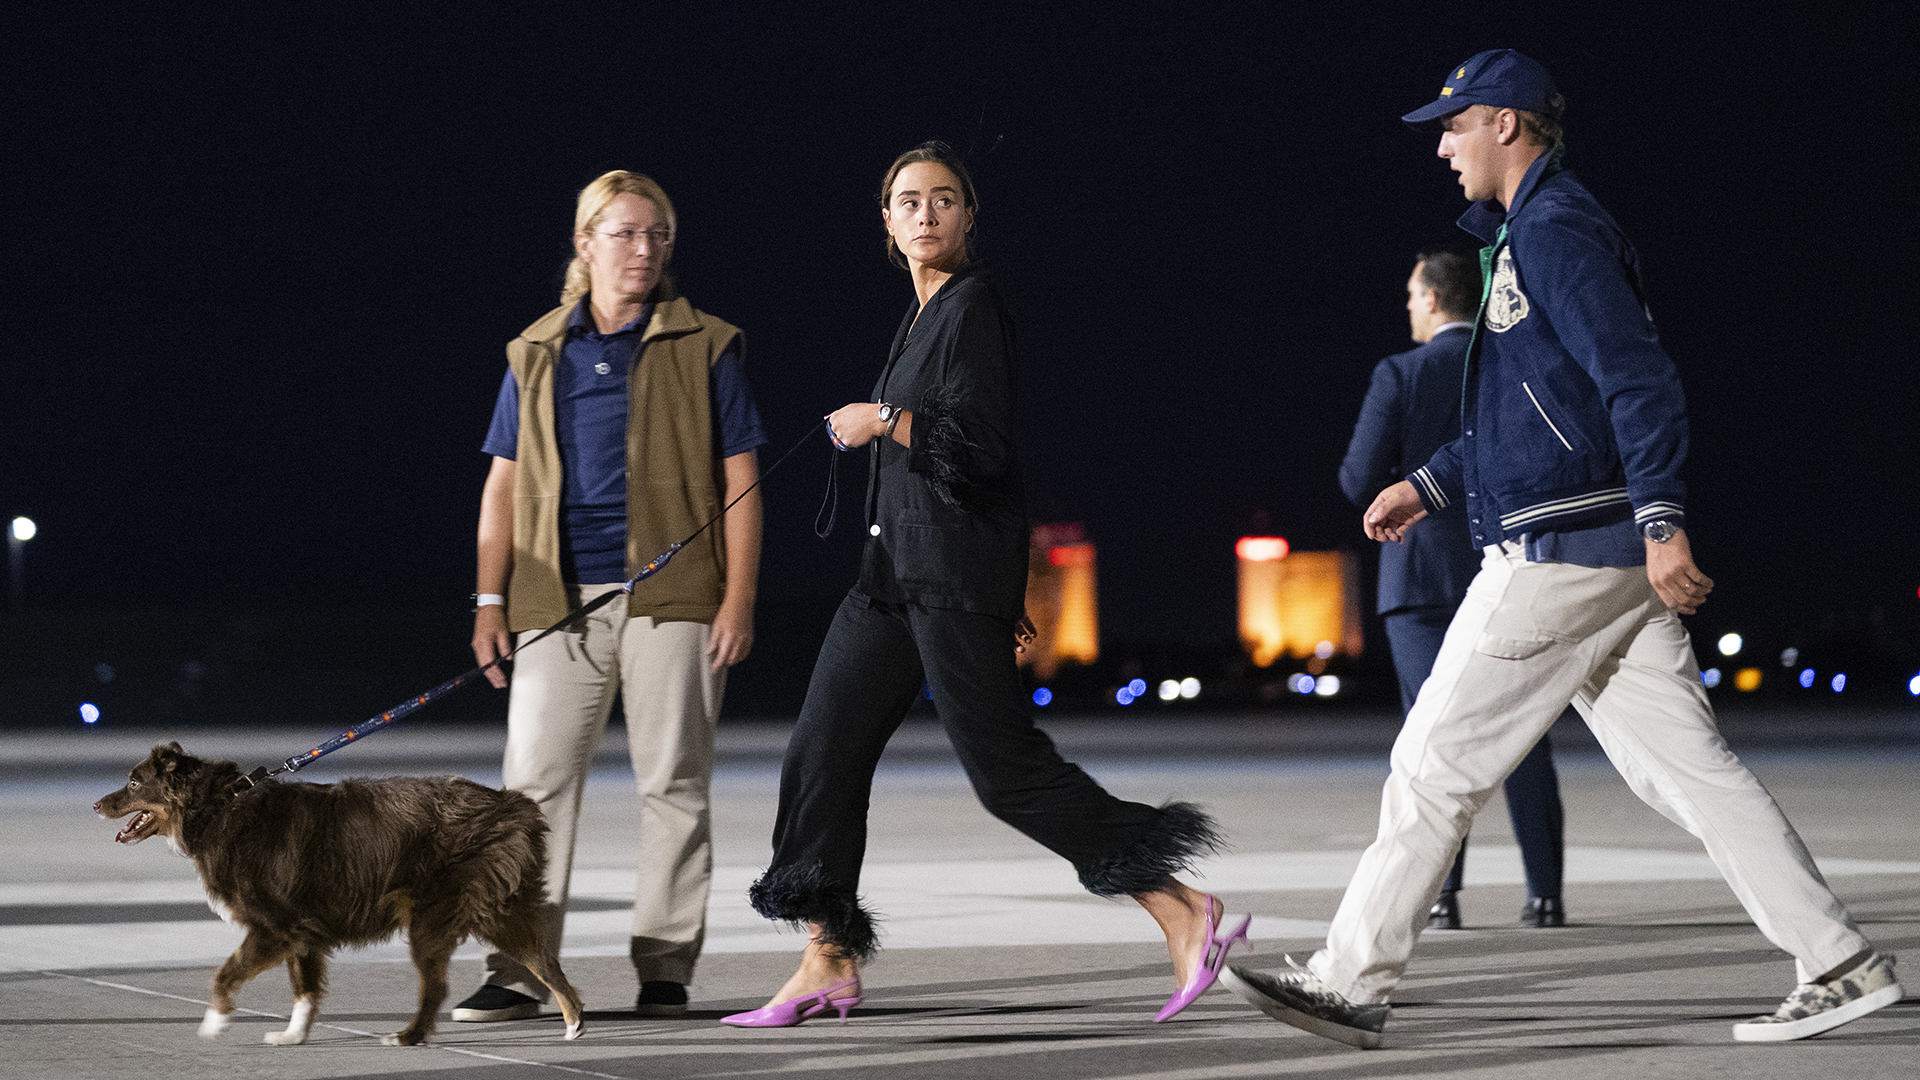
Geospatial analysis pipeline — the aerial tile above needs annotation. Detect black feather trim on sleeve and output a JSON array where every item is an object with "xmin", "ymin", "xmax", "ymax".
[{"xmin": 913, "ymin": 382, "xmax": 980, "ymax": 512}]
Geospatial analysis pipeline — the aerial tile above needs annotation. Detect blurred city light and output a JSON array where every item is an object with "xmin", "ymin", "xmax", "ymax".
[
  {"xmin": 1717, "ymin": 632, "xmax": 1742, "ymax": 656},
  {"xmin": 1830, "ymin": 673, "xmax": 1847, "ymax": 693},
  {"xmin": 1022, "ymin": 524, "xmax": 1100, "ymax": 679},
  {"xmin": 1239, "ymin": 544, "xmax": 1361, "ymax": 667},
  {"xmin": 1780, "ymin": 647, "xmax": 1800, "ymax": 667},
  {"xmin": 1314, "ymin": 674, "xmax": 1341, "ymax": 697},
  {"xmin": 1127, "ymin": 678, "xmax": 1146, "ymax": 698},
  {"xmin": 79, "ymin": 703, "xmax": 100, "ymax": 724},
  {"xmin": 1179, "ymin": 677, "xmax": 1200, "ymax": 699},
  {"xmin": 1702, "ymin": 668, "xmax": 1722, "ymax": 688},
  {"xmin": 1158, "ymin": 679, "xmax": 1181, "ymax": 701},
  {"xmin": 1908, "ymin": 674, "xmax": 1920, "ymax": 696},
  {"xmin": 1314, "ymin": 640, "xmax": 1335, "ymax": 659},
  {"xmin": 1115, "ymin": 687, "xmax": 1136, "ymax": 705},
  {"xmin": 1032, "ymin": 687, "xmax": 1052, "ymax": 707},
  {"xmin": 1734, "ymin": 668, "xmax": 1763, "ymax": 692},
  {"xmin": 10, "ymin": 517, "xmax": 35, "ymax": 542},
  {"xmin": 1235, "ymin": 536, "xmax": 1290, "ymax": 562},
  {"xmin": 1288, "ymin": 673, "xmax": 1316, "ymax": 695},
  {"xmin": 1799, "ymin": 668, "xmax": 1817, "ymax": 688}
]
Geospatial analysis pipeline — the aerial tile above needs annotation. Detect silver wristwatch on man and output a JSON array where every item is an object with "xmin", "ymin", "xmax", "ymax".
[{"xmin": 1642, "ymin": 519, "xmax": 1681, "ymax": 544}]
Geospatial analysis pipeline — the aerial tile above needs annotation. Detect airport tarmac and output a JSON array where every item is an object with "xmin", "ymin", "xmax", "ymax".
[{"xmin": 2, "ymin": 711, "xmax": 1916, "ymax": 1079}]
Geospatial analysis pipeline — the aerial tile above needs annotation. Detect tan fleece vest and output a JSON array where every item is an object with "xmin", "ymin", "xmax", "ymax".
[{"xmin": 504, "ymin": 297, "xmax": 742, "ymax": 630}]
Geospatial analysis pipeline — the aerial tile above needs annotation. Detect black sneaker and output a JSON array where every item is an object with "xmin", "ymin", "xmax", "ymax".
[
  {"xmin": 450, "ymin": 984, "xmax": 542, "ymax": 1022},
  {"xmin": 1520, "ymin": 896, "xmax": 1565, "ymax": 927},
  {"xmin": 1428, "ymin": 891, "xmax": 1461, "ymax": 930},
  {"xmin": 1221, "ymin": 957, "xmax": 1390, "ymax": 1049},
  {"xmin": 635, "ymin": 981, "xmax": 689, "ymax": 1017}
]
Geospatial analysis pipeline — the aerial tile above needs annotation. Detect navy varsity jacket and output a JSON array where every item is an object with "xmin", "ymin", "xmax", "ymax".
[{"xmin": 1409, "ymin": 151, "xmax": 1688, "ymax": 547}]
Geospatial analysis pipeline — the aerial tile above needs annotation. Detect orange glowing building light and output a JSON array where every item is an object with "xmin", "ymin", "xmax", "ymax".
[
  {"xmin": 1237, "ymin": 539, "xmax": 1363, "ymax": 667},
  {"xmin": 1023, "ymin": 524, "xmax": 1100, "ymax": 679}
]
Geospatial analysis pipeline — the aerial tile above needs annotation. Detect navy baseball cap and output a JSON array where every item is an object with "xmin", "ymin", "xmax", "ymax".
[{"xmin": 1401, "ymin": 49, "xmax": 1558, "ymax": 125}]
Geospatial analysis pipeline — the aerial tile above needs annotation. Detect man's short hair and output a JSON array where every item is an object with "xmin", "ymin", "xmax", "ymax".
[
  {"xmin": 1464, "ymin": 97, "xmax": 1566, "ymax": 150},
  {"xmin": 1416, "ymin": 249, "xmax": 1482, "ymax": 320}
]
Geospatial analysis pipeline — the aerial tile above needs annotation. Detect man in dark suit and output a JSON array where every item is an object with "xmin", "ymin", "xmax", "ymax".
[{"xmin": 1339, "ymin": 250, "xmax": 1566, "ymax": 929}]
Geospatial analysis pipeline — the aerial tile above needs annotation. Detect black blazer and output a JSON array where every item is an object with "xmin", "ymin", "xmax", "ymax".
[
  {"xmin": 1338, "ymin": 326, "xmax": 1483, "ymax": 614},
  {"xmin": 854, "ymin": 268, "xmax": 1028, "ymax": 621}
]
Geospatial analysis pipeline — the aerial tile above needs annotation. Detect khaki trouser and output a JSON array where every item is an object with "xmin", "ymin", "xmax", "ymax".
[
  {"xmin": 1310, "ymin": 541, "xmax": 1869, "ymax": 1004},
  {"xmin": 485, "ymin": 583, "xmax": 725, "ymax": 996}
]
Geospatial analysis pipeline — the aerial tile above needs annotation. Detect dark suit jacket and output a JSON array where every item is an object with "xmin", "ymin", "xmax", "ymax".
[
  {"xmin": 1339, "ymin": 325, "xmax": 1483, "ymax": 614},
  {"xmin": 854, "ymin": 268, "xmax": 1028, "ymax": 621}
]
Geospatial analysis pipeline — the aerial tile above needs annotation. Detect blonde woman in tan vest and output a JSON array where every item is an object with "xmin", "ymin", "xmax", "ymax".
[{"xmin": 453, "ymin": 171, "xmax": 767, "ymax": 1024}]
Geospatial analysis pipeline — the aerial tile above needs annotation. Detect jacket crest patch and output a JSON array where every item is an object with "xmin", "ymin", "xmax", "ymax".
[{"xmin": 1486, "ymin": 246, "xmax": 1530, "ymax": 333}]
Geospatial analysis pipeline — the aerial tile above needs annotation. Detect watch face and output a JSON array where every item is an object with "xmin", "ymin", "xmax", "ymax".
[{"xmin": 1644, "ymin": 520, "xmax": 1677, "ymax": 543}]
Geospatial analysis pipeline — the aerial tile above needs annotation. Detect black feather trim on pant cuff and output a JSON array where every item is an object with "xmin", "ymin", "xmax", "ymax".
[
  {"xmin": 1076, "ymin": 801, "xmax": 1225, "ymax": 897},
  {"xmin": 747, "ymin": 862, "xmax": 881, "ymax": 962},
  {"xmin": 912, "ymin": 383, "xmax": 980, "ymax": 512}
]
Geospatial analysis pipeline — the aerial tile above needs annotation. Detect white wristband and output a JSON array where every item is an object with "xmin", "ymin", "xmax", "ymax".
[{"xmin": 475, "ymin": 593, "xmax": 506, "ymax": 607}]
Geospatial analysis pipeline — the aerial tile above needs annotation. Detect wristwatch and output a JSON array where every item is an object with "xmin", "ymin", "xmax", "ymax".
[
  {"xmin": 1642, "ymin": 519, "xmax": 1681, "ymax": 544},
  {"xmin": 877, "ymin": 402, "xmax": 902, "ymax": 438}
]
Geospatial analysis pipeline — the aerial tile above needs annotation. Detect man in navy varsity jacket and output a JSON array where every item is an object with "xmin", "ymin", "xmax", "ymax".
[
  {"xmin": 1339, "ymin": 250, "xmax": 1565, "ymax": 931},
  {"xmin": 1226, "ymin": 49, "xmax": 1898, "ymax": 1048}
]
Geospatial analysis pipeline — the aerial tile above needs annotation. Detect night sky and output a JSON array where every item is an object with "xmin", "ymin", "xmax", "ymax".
[{"xmin": 5, "ymin": 5, "xmax": 1915, "ymax": 713}]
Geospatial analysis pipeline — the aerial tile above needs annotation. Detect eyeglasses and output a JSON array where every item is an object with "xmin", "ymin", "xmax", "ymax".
[{"xmin": 596, "ymin": 227, "xmax": 674, "ymax": 250}]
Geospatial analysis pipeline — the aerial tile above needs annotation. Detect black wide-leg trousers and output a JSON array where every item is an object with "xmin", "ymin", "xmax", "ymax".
[{"xmin": 749, "ymin": 592, "xmax": 1217, "ymax": 958}]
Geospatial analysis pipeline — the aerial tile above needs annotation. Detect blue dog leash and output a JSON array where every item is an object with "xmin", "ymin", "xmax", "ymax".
[{"xmin": 236, "ymin": 419, "xmax": 831, "ymax": 790}]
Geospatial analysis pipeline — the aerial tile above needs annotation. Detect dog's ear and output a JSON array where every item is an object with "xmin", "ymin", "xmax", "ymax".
[{"xmin": 151, "ymin": 742, "xmax": 191, "ymax": 777}]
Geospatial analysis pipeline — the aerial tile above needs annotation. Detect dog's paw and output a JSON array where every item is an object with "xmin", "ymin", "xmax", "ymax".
[
  {"xmin": 262, "ymin": 1029, "xmax": 308, "ymax": 1046},
  {"xmin": 565, "ymin": 1020, "xmax": 585, "ymax": 1041},
  {"xmin": 198, "ymin": 1008, "xmax": 232, "ymax": 1040},
  {"xmin": 380, "ymin": 1031, "xmax": 428, "ymax": 1047}
]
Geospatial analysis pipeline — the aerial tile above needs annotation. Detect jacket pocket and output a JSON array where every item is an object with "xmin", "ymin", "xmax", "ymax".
[{"xmin": 1521, "ymin": 381, "xmax": 1575, "ymax": 451}]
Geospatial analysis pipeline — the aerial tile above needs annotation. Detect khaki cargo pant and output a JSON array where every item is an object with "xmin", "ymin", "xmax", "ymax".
[
  {"xmin": 1310, "ymin": 541, "xmax": 1868, "ymax": 1004},
  {"xmin": 486, "ymin": 583, "xmax": 725, "ymax": 996}
]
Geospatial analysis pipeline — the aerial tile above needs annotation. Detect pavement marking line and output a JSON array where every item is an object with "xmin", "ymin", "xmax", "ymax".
[{"xmin": 35, "ymin": 970, "xmax": 638, "ymax": 1080}]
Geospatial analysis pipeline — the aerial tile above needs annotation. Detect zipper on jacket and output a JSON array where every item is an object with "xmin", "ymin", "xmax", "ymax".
[{"xmin": 1522, "ymin": 381, "xmax": 1574, "ymax": 451}]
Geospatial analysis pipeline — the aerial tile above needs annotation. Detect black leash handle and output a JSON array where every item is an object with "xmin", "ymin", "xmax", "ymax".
[{"xmin": 238, "ymin": 420, "xmax": 830, "ymax": 789}]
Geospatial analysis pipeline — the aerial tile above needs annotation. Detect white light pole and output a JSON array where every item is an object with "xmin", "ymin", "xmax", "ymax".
[{"xmin": 8, "ymin": 516, "xmax": 34, "ymax": 609}]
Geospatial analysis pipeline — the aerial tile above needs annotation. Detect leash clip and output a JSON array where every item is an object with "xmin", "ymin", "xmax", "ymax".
[{"xmin": 232, "ymin": 766, "xmax": 270, "ymax": 792}]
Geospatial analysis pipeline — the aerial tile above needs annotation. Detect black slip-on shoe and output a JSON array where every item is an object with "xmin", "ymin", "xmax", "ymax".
[
  {"xmin": 636, "ymin": 980, "xmax": 690, "ymax": 1017},
  {"xmin": 1520, "ymin": 895, "xmax": 1565, "ymax": 927},
  {"xmin": 450, "ymin": 984, "xmax": 542, "ymax": 1022}
]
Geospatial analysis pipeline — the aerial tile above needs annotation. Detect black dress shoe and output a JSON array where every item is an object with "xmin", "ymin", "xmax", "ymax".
[
  {"xmin": 1428, "ymin": 890, "xmax": 1461, "ymax": 929},
  {"xmin": 635, "ymin": 980, "xmax": 689, "ymax": 1016},
  {"xmin": 1521, "ymin": 896, "xmax": 1565, "ymax": 927}
]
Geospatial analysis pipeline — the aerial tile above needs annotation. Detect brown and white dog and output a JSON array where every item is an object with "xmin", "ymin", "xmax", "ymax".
[{"xmin": 94, "ymin": 742, "xmax": 583, "ymax": 1046}]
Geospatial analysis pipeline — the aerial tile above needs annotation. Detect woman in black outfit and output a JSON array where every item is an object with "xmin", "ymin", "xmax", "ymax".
[{"xmin": 723, "ymin": 143, "xmax": 1246, "ymax": 1029}]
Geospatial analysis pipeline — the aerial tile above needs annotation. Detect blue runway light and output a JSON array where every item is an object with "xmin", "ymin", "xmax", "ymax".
[
  {"xmin": 1116, "ymin": 687, "xmax": 1136, "ymax": 705},
  {"xmin": 1127, "ymin": 678, "xmax": 1147, "ymax": 697},
  {"xmin": 1288, "ymin": 674, "xmax": 1317, "ymax": 695},
  {"xmin": 1799, "ymin": 668, "xmax": 1816, "ymax": 689},
  {"xmin": 79, "ymin": 703, "xmax": 100, "ymax": 724},
  {"xmin": 1830, "ymin": 673, "xmax": 1847, "ymax": 693},
  {"xmin": 1032, "ymin": 687, "xmax": 1053, "ymax": 707}
]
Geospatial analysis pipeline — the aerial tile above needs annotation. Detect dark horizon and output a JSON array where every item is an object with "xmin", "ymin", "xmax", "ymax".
[{"xmin": 5, "ymin": 6, "xmax": 1915, "ymax": 719}]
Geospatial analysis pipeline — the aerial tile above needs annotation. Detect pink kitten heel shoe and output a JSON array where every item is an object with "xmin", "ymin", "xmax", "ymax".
[
  {"xmin": 1155, "ymin": 896, "xmax": 1252, "ymax": 1022},
  {"xmin": 720, "ymin": 976, "xmax": 863, "ymax": 1028}
]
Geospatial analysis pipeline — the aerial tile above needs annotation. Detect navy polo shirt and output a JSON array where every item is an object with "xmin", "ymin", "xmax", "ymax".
[{"xmin": 483, "ymin": 300, "xmax": 767, "ymax": 583}]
